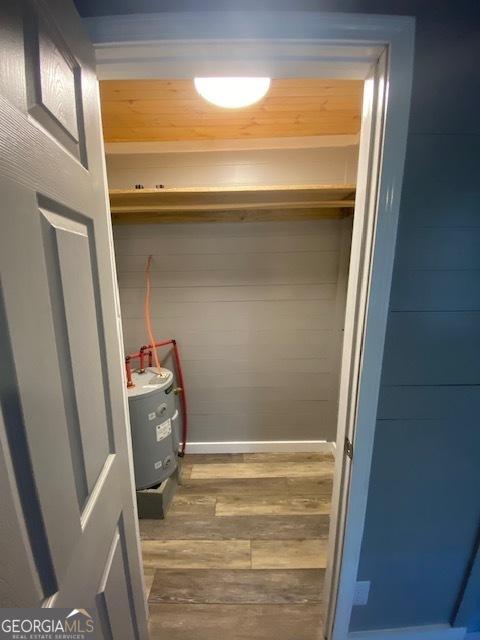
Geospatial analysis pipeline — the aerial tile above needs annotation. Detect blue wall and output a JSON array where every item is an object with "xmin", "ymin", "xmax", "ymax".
[
  {"xmin": 74, "ymin": 0, "xmax": 480, "ymax": 631},
  {"xmin": 348, "ymin": 3, "xmax": 480, "ymax": 630},
  {"xmin": 352, "ymin": 133, "xmax": 480, "ymax": 630}
]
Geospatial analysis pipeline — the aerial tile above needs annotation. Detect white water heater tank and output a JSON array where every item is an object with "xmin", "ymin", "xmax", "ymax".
[{"xmin": 127, "ymin": 367, "xmax": 179, "ymax": 490}]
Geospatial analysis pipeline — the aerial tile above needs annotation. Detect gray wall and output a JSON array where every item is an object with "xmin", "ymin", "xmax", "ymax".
[
  {"xmin": 109, "ymin": 145, "xmax": 356, "ymax": 445},
  {"xmin": 114, "ymin": 217, "xmax": 352, "ymax": 444},
  {"xmin": 75, "ymin": 0, "xmax": 480, "ymax": 632}
]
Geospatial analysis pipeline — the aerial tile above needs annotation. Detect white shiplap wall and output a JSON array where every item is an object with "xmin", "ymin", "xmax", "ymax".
[
  {"xmin": 114, "ymin": 217, "xmax": 352, "ymax": 444},
  {"xmin": 106, "ymin": 146, "xmax": 358, "ymax": 189}
]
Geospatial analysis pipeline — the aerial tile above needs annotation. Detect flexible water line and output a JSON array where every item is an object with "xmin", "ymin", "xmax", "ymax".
[
  {"xmin": 127, "ymin": 255, "xmax": 188, "ymax": 454},
  {"xmin": 144, "ymin": 255, "xmax": 162, "ymax": 374}
]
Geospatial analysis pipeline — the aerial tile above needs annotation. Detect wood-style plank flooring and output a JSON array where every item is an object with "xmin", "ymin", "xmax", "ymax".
[{"xmin": 140, "ymin": 452, "xmax": 334, "ymax": 640}]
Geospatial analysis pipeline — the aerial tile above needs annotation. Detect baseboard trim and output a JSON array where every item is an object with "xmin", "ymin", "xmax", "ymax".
[
  {"xmin": 183, "ymin": 440, "xmax": 335, "ymax": 454},
  {"xmin": 348, "ymin": 625, "xmax": 467, "ymax": 640}
]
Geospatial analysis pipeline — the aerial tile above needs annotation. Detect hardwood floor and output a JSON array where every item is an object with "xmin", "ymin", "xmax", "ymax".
[{"xmin": 140, "ymin": 452, "xmax": 334, "ymax": 640}]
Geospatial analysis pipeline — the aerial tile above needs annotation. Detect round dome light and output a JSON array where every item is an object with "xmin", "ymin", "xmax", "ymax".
[{"xmin": 193, "ymin": 77, "xmax": 271, "ymax": 109}]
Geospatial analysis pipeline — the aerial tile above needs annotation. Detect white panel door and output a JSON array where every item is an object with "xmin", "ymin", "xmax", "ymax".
[{"xmin": 0, "ymin": 1, "xmax": 148, "ymax": 637}]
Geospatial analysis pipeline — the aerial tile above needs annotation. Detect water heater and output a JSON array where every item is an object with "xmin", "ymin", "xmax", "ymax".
[{"xmin": 127, "ymin": 367, "xmax": 179, "ymax": 490}]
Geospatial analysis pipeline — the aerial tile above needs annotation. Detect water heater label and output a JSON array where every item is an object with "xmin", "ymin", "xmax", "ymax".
[
  {"xmin": 156, "ymin": 419, "xmax": 172, "ymax": 442},
  {"xmin": 154, "ymin": 460, "xmax": 162, "ymax": 470}
]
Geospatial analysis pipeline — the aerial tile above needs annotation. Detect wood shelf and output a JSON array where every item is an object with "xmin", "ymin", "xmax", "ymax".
[{"xmin": 109, "ymin": 184, "xmax": 356, "ymax": 224}]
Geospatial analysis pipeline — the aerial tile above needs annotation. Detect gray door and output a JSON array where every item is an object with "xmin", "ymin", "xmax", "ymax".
[{"xmin": 0, "ymin": 1, "xmax": 149, "ymax": 637}]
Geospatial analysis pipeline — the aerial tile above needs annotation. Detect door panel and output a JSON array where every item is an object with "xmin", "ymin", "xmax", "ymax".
[
  {"xmin": 40, "ymin": 206, "xmax": 92, "ymax": 508},
  {"xmin": 0, "ymin": 1, "xmax": 148, "ymax": 636},
  {"xmin": 24, "ymin": 4, "xmax": 87, "ymax": 164},
  {"xmin": 0, "ymin": 411, "xmax": 43, "ymax": 607},
  {"xmin": 41, "ymin": 205, "xmax": 112, "ymax": 494},
  {"xmin": 97, "ymin": 527, "xmax": 137, "ymax": 640},
  {"xmin": 2, "ymin": 179, "xmax": 84, "ymax": 592},
  {"xmin": 0, "ymin": 282, "xmax": 57, "ymax": 601}
]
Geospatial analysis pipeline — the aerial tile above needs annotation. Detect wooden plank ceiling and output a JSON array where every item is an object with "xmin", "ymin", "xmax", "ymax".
[{"xmin": 100, "ymin": 79, "xmax": 363, "ymax": 143}]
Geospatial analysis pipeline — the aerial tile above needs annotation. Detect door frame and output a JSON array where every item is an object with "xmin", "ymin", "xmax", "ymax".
[{"xmin": 83, "ymin": 11, "xmax": 415, "ymax": 638}]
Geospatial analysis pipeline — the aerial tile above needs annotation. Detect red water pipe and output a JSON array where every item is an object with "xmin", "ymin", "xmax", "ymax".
[
  {"xmin": 139, "ymin": 346, "xmax": 146, "ymax": 373},
  {"xmin": 125, "ymin": 338, "xmax": 188, "ymax": 457},
  {"xmin": 125, "ymin": 356, "xmax": 134, "ymax": 388},
  {"xmin": 171, "ymin": 339, "xmax": 187, "ymax": 458},
  {"xmin": 127, "ymin": 339, "xmax": 175, "ymax": 362}
]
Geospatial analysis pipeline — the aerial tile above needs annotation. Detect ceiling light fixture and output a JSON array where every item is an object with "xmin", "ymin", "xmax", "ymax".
[{"xmin": 193, "ymin": 77, "xmax": 271, "ymax": 109}]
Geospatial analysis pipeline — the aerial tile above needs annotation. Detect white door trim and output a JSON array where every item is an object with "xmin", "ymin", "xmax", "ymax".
[
  {"xmin": 85, "ymin": 11, "xmax": 415, "ymax": 637},
  {"xmin": 324, "ymin": 46, "xmax": 390, "ymax": 638}
]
